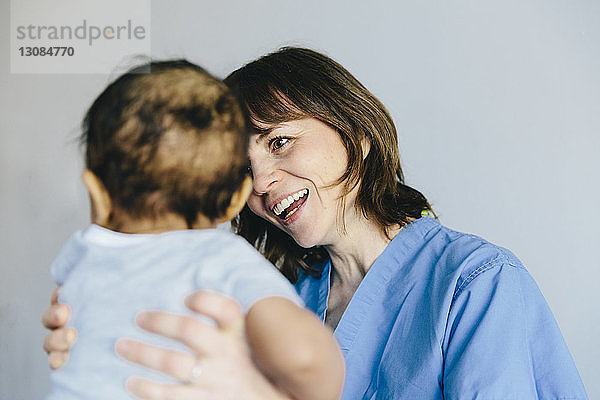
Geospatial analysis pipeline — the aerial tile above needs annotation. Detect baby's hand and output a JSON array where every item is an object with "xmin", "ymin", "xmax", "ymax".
[{"xmin": 41, "ymin": 287, "xmax": 76, "ymax": 369}]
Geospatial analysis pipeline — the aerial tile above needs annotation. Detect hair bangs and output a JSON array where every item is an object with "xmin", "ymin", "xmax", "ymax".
[{"xmin": 242, "ymin": 87, "xmax": 306, "ymax": 134}]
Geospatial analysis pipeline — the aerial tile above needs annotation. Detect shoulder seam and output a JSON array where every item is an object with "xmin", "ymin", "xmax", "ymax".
[
  {"xmin": 452, "ymin": 259, "xmax": 497, "ymax": 301},
  {"xmin": 452, "ymin": 251, "xmax": 519, "ymax": 301}
]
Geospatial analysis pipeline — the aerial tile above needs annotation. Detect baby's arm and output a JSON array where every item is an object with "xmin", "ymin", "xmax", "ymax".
[{"xmin": 246, "ymin": 297, "xmax": 345, "ymax": 400}]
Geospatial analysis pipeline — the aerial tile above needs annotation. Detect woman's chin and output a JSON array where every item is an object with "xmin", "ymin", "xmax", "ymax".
[
  {"xmin": 294, "ymin": 239, "xmax": 317, "ymax": 249},
  {"xmin": 288, "ymin": 230, "xmax": 325, "ymax": 249}
]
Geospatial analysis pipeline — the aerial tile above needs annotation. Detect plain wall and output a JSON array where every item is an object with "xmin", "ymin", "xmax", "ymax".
[{"xmin": 1, "ymin": 0, "xmax": 598, "ymax": 398}]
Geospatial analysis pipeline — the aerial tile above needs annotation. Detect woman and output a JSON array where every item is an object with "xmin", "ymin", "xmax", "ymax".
[{"xmin": 43, "ymin": 47, "xmax": 588, "ymax": 399}]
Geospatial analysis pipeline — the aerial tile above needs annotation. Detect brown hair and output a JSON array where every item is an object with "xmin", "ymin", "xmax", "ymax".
[
  {"xmin": 224, "ymin": 47, "xmax": 433, "ymax": 282},
  {"xmin": 82, "ymin": 60, "xmax": 248, "ymax": 228}
]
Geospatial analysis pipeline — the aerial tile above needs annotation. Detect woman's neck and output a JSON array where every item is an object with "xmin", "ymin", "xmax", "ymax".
[
  {"xmin": 323, "ymin": 216, "xmax": 403, "ymax": 287},
  {"xmin": 321, "ymin": 216, "xmax": 404, "ymax": 330}
]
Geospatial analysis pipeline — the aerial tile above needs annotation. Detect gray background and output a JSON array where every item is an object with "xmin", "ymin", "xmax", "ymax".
[{"xmin": 1, "ymin": 0, "xmax": 598, "ymax": 399}]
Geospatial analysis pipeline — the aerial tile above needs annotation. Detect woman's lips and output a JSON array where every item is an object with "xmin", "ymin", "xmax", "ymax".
[
  {"xmin": 278, "ymin": 194, "xmax": 307, "ymax": 220},
  {"xmin": 271, "ymin": 189, "xmax": 308, "ymax": 223},
  {"xmin": 271, "ymin": 189, "xmax": 309, "ymax": 218}
]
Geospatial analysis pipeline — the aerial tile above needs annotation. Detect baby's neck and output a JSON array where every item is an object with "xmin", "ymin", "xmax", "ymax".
[{"xmin": 101, "ymin": 211, "xmax": 217, "ymax": 234}]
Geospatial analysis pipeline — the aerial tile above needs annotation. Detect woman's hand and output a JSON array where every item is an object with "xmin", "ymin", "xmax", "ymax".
[
  {"xmin": 41, "ymin": 287, "xmax": 76, "ymax": 369},
  {"xmin": 116, "ymin": 291, "xmax": 291, "ymax": 400}
]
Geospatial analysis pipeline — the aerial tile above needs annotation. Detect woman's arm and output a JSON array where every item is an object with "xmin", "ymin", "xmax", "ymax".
[
  {"xmin": 41, "ymin": 287, "xmax": 76, "ymax": 369},
  {"xmin": 442, "ymin": 261, "xmax": 587, "ymax": 398},
  {"xmin": 116, "ymin": 291, "xmax": 294, "ymax": 400},
  {"xmin": 42, "ymin": 288, "xmax": 303, "ymax": 399},
  {"xmin": 246, "ymin": 297, "xmax": 345, "ymax": 400}
]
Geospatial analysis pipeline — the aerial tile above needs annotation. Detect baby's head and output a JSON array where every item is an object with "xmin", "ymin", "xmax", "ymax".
[{"xmin": 81, "ymin": 60, "xmax": 251, "ymax": 233}]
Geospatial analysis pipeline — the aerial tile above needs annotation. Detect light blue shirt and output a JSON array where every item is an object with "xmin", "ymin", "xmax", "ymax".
[
  {"xmin": 47, "ymin": 225, "xmax": 302, "ymax": 400},
  {"xmin": 296, "ymin": 217, "xmax": 588, "ymax": 399}
]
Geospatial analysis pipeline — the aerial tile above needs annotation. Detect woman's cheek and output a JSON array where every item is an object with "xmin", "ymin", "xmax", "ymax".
[{"xmin": 247, "ymin": 195, "xmax": 266, "ymax": 219}]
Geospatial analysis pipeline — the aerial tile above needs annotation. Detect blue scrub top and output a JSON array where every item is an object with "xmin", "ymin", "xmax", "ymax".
[{"xmin": 295, "ymin": 217, "xmax": 588, "ymax": 399}]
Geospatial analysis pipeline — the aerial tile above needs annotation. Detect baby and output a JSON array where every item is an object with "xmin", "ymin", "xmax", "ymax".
[{"xmin": 47, "ymin": 60, "xmax": 344, "ymax": 400}]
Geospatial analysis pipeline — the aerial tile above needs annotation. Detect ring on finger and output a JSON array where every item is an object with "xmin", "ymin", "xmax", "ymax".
[{"xmin": 185, "ymin": 358, "xmax": 202, "ymax": 384}]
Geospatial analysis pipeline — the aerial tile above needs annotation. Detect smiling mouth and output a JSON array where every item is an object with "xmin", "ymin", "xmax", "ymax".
[{"xmin": 272, "ymin": 189, "xmax": 309, "ymax": 220}]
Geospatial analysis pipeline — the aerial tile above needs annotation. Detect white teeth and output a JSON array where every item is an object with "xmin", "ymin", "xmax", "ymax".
[{"xmin": 272, "ymin": 189, "xmax": 309, "ymax": 217}]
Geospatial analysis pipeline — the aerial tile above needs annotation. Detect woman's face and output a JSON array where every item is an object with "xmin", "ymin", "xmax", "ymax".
[{"xmin": 247, "ymin": 118, "xmax": 356, "ymax": 248}]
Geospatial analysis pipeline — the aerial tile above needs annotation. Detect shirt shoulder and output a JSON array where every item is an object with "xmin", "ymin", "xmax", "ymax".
[
  {"xmin": 436, "ymin": 226, "xmax": 588, "ymax": 399},
  {"xmin": 50, "ymin": 228, "xmax": 90, "ymax": 284},
  {"xmin": 191, "ymin": 230, "xmax": 303, "ymax": 312},
  {"xmin": 440, "ymin": 230, "xmax": 526, "ymax": 301},
  {"xmin": 405, "ymin": 219, "xmax": 525, "ymax": 295}
]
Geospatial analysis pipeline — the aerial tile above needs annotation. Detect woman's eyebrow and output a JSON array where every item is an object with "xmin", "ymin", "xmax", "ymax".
[
  {"xmin": 253, "ymin": 121, "xmax": 304, "ymax": 141},
  {"xmin": 253, "ymin": 129, "xmax": 276, "ymax": 145},
  {"xmin": 254, "ymin": 123, "xmax": 285, "ymax": 139},
  {"xmin": 254, "ymin": 127, "xmax": 275, "ymax": 137}
]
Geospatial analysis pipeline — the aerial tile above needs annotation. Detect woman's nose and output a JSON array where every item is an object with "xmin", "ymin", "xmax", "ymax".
[{"xmin": 250, "ymin": 159, "xmax": 279, "ymax": 194}]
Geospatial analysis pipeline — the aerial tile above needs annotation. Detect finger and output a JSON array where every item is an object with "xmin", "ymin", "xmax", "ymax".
[
  {"xmin": 185, "ymin": 291, "xmax": 243, "ymax": 331},
  {"xmin": 115, "ymin": 338, "xmax": 196, "ymax": 382},
  {"xmin": 48, "ymin": 351, "xmax": 69, "ymax": 370},
  {"xmin": 134, "ymin": 311, "xmax": 221, "ymax": 355},
  {"xmin": 41, "ymin": 304, "xmax": 70, "ymax": 329},
  {"xmin": 126, "ymin": 377, "xmax": 204, "ymax": 400},
  {"xmin": 51, "ymin": 287, "xmax": 61, "ymax": 305},
  {"xmin": 43, "ymin": 328, "xmax": 77, "ymax": 354}
]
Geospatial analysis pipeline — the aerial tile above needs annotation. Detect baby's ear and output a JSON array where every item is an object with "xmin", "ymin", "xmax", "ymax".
[
  {"xmin": 219, "ymin": 175, "xmax": 253, "ymax": 223},
  {"xmin": 81, "ymin": 169, "xmax": 113, "ymax": 227}
]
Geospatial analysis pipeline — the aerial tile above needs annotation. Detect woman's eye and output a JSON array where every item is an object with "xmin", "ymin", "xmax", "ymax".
[{"xmin": 269, "ymin": 137, "xmax": 290, "ymax": 151}]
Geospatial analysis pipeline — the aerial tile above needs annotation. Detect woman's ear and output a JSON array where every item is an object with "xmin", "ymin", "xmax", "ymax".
[
  {"xmin": 219, "ymin": 175, "xmax": 253, "ymax": 223},
  {"xmin": 81, "ymin": 169, "xmax": 113, "ymax": 227}
]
